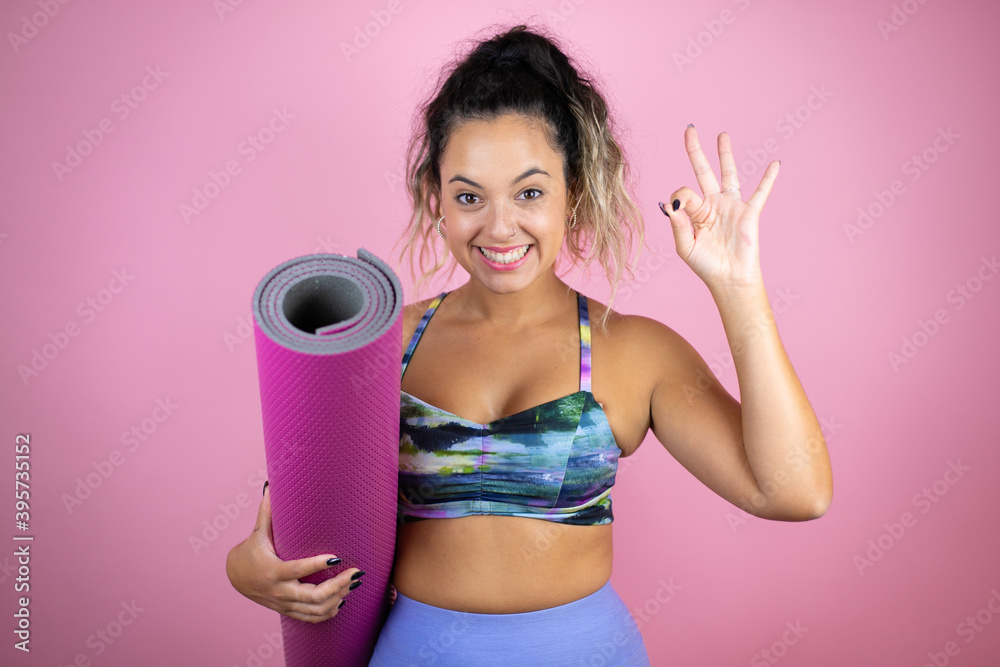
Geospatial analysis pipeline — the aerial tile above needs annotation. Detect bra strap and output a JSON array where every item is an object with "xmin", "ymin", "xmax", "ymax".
[
  {"xmin": 578, "ymin": 291, "xmax": 592, "ymax": 393},
  {"xmin": 400, "ymin": 291, "xmax": 448, "ymax": 380}
]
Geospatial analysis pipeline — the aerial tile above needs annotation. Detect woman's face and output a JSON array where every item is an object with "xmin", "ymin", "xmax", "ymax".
[{"xmin": 437, "ymin": 113, "xmax": 572, "ymax": 293}]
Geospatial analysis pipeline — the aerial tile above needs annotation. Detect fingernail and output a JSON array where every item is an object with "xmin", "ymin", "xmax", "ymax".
[
  {"xmin": 658, "ymin": 201, "xmax": 670, "ymax": 217},
  {"xmin": 262, "ymin": 480, "xmax": 269, "ymax": 496},
  {"xmin": 349, "ymin": 580, "xmax": 362, "ymax": 591},
  {"xmin": 672, "ymin": 199, "xmax": 680, "ymax": 211},
  {"xmin": 686, "ymin": 123, "xmax": 694, "ymax": 128},
  {"xmin": 351, "ymin": 570, "xmax": 366, "ymax": 581},
  {"xmin": 338, "ymin": 599, "xmax": 346, "ymax": 609},
  {"xmin": 327, "ymin": 557, "xmax": 342, "ymax": 566}
]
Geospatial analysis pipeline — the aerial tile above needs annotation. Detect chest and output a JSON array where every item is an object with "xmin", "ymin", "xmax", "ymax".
[{"xmin": 400, "ymin": 318, "xmax": 648, "ymax": 457}]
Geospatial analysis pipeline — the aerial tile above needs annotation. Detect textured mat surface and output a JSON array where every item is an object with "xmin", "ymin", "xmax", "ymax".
[{"xmin": 252, "ymin": 250, "xmax": 402, "ymax": 666}]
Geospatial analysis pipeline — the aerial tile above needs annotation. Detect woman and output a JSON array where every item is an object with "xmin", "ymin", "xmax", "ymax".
[{"xmin": 227, "ymin": 24, "xmax": 833, "ymax": 666}]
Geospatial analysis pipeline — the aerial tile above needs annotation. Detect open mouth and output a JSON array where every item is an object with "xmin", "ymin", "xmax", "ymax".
[{"xmin": 477, "ymin": 245, "xmax": 531, "ymax": 264}]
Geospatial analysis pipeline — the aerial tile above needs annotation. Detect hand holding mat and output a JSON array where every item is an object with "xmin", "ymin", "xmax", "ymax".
[{"xmin": 252, "ymin": 250, "xmax": 402, "ymax": 666}]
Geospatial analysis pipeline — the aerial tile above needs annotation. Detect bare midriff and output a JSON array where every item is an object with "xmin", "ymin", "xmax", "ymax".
[{"xmin": 391, "ymin": 515, "xmax": 613, "ymax": 613}]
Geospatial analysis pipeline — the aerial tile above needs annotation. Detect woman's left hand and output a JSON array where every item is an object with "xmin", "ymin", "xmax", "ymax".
[{"xmin": 662, "ymin": 125, "xmax": 779, "ymax": 293}]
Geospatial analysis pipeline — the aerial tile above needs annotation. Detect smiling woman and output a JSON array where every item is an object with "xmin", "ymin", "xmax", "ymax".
[{"xmin": 226, "ymin": 21, "xmax": 832, "ymax": 667}]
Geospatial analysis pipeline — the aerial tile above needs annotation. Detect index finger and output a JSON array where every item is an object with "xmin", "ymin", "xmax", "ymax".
[
  {"xmin": 277, "ymin": 553, "xmax": 346, "ymax": 582},
  {"xmin": 684, "ymin": 125, "xmax": 721, "ymax": 196},
  {"xmin": 310, "ymin": 567, "xmax": 364, "ymax": 600}
]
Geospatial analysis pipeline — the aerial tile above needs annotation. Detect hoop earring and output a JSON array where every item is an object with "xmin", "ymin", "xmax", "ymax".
[
  {"xmin": 436, "ymin": 216, "xmax": 446, "ymax": 239},
  {"xmin": 567, "ymin": 207, "xmax": 578, "ymax": 229}
]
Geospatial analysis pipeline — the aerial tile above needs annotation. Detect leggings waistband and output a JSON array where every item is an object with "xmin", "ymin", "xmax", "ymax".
[{"xmin": 369, "ymin": 580, "xmax": 650, "ymax": 666}]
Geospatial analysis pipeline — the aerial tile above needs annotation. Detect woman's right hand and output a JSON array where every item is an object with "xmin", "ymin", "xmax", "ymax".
[{"xmin": 226, "ymin": 484, "xmax": 364, "ymax": 623}]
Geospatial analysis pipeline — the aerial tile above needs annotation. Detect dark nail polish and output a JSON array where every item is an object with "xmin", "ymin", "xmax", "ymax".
[
  {"xmin": 658, "ymin": 201, "xmax": 670, "ymax": 217},
  {"xmin": 349, "ymin": 580, "xmax": 362, "ymax": 591},
  {"xmin": 327, "ymin": 557, "xmax": 342, "ymax": 566},
  {"xmin": 338, "ymin": 599, "xmax": 346, "ymax": 609},
  {"xmin": 672, "ymin": 199, "xmax": 680, "ymax": 212},
  {"xmin": 351, "ymin": 570, "xmax": 365, "ymax": 581},
  {"xmin": 687, "ymin": 123, "xmax": 694, "ymax": 128},
  {"xmin": 262, "ymin": 480, "xmax": 269, "ymax": 496}
]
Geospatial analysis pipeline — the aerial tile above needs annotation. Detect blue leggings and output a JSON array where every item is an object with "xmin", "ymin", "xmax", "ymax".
[{"xmin": 368, "ymin": 579, "xmax": 650, "ymax": 666}]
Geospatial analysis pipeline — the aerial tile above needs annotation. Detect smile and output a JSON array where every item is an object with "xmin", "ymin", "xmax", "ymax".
[{"xmin": 477, "ymin": 245, "xmax": 530, "ymax": 264}]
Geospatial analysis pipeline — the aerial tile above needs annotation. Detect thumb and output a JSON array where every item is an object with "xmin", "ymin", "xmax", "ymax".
[{"xmin": 254, "ymin": 482, "xmax": 275, "ymax": 553}]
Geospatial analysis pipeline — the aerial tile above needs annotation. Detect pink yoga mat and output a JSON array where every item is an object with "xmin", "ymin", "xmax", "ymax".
[{"xmin": 252, "ymin": 250, "xmax": 402, "ymax": 666}]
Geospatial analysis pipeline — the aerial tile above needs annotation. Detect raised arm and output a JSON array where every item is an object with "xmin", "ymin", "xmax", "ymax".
[{"xmin": 646, "ymin": 125, "xmax": 832, "ymax": 520}]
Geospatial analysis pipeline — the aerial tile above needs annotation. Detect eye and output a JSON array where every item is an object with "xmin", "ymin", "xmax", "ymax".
[
  {"xmin": 456, "ymin": 193, "xmax": 481, "ymax": 205},
  {"xmin": 518, "ymin": 188, "xmax": 543, "ymax": 201}
]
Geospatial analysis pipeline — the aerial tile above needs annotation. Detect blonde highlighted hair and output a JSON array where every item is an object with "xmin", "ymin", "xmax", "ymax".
[{"xmin": 392, "ymin": 23, "xmax": 645, "ymax": 333}]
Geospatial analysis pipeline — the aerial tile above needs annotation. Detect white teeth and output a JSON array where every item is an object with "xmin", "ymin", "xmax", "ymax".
[{"xmin": 479, "ymin": 245, "xmax": 529, "ymax": 264}]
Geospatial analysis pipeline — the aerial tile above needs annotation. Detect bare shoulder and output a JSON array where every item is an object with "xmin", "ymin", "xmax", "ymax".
[
  {"xmin": 585, "ymin": 295, "xmax": 696, "ymax": 366},
  {"xmin": 401, "ymin": 295, "xmax": 437, "ymax": 352},
  {"xmin": 584, "ymin": 295, "xmax": 709, "ymax": 409}
]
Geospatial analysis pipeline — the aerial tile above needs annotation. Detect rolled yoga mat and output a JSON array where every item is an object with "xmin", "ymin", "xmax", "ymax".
[{"xmin": 252, "ymin": 249, "xmax": 402, "ymax": 667}]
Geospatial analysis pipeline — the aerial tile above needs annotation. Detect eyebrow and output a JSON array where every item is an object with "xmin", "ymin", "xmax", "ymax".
[{"xmin": 447, "ymin": 167, "xmax": 551, "ymax": 189}]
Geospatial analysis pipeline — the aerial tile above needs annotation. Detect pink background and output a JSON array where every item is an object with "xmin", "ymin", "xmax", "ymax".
[{"xmin": 2, "ymin": 0, "xmax": 999, "ymax": 665}]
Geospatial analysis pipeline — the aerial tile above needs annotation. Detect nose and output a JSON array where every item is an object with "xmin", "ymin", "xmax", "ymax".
[{"xmin": 483, "ymin": 201, "xmax": 516, "ymax": 240}]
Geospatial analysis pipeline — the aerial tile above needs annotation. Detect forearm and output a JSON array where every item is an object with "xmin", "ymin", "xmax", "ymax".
[{"xmin": 710, "ymin": 281, "xmax": 832, "ymax": 519}]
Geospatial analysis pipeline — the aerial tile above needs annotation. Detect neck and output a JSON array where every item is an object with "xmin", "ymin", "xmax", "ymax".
[{"xmin": 450, "ymin": 271, "xmax": 575, "ymax": 330}]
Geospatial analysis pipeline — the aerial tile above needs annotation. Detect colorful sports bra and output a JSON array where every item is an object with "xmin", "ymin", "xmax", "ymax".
[{"xmin": 397, "ymin": 290, "xmax": 621, "ymax": 526}]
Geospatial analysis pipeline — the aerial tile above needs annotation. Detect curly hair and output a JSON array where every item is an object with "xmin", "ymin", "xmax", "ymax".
[{"xmin": 392, "ymin": 23, "xmax": 645, "ymax": 333}]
